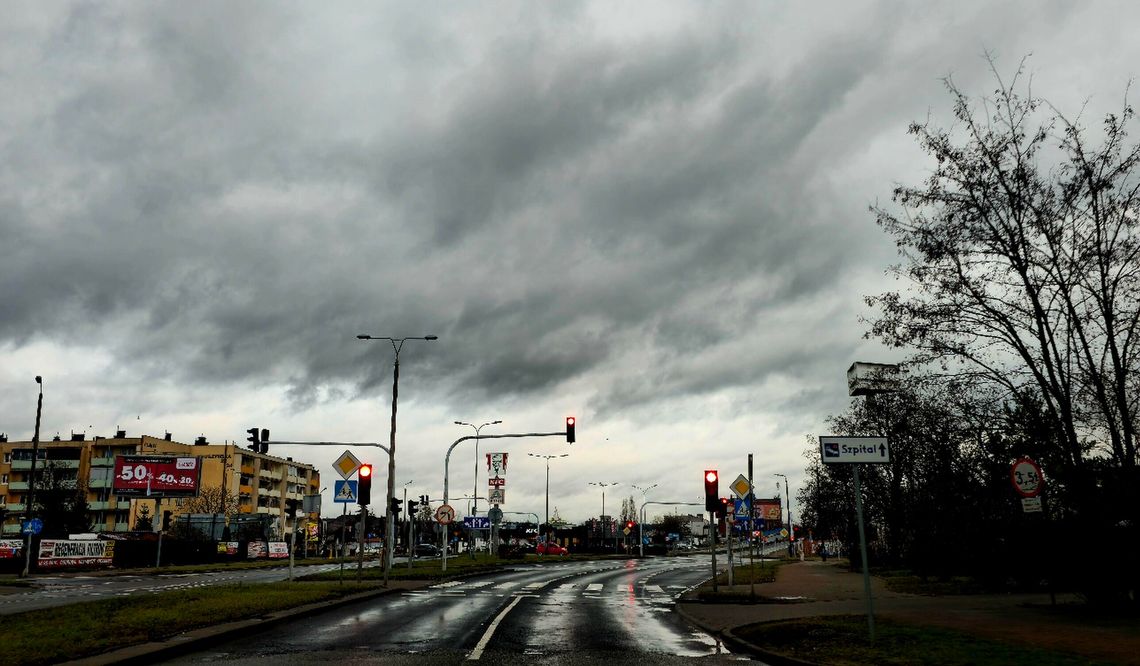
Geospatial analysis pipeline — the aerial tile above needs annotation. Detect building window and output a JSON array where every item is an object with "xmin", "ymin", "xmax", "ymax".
[
  {"xmin": 1, "ymin": 474, "xmax": 7, "ymax": 484},
  {"xmin": 3, "ymin": 453, "xmax": 9, "ymax": 463}
]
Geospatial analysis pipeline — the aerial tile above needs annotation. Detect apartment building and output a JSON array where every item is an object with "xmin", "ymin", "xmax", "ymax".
[{"xmin": 0, "ymin": 431, "xmax": 320, "ymax": 538}]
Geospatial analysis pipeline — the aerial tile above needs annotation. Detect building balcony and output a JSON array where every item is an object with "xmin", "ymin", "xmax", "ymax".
[
  {"xmin": 11, "ymin": 459, "xmax": 80, "ymax": 470},
  {"xmin": 5, "ymin": 503, "xmax": 26, "ymax": 512},
  {"xmin": 240, "ymin": 465, "xmax": 254, "ymax": 475},
  {"xmin": 89, "ymin": 457, "xmax": 115, "ymax": 467},
  {"xmin": 7, "ymin": 481, "xmax": 29, "ymax": 491},
  {"xmin": 89, "ymin": 478, "xmax": 112, "ymax": 489},
  {"xmin": 2, "ymin": 523, "xmax": 20, "ymax": 535},
  {"xmin": 88, "ymin": 501, "xmax": 113, "ymax": 511},
  {"xmin": 111, "ymin": 523, "xmax": 130, "ymax": 532},
  {"xmin": 239, "ymin": 484, "xmax": 253, "ymax": 495}
]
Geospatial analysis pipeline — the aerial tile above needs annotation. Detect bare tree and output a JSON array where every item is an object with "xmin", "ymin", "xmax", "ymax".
[{"xmin": 868, "ymin": 56, "xmax": 1140, "ymax": 474}]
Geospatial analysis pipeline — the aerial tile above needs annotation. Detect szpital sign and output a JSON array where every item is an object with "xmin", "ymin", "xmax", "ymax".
[{"xmin": 820, "ymin": 436, "xmax": 890, "ymax": 464}]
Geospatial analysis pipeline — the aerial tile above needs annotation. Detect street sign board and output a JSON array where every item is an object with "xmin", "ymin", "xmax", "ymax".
[
  {"xmin": 488, "ymin": 476, "xmax": 506, "ymax": 488},
  {"xmin": 488, "ymin": 506, "xmax": 504, "ymax": 524},
  {"xmin": 487, "ymin": 452, "xmax": 508, "ymax": 476},
  {"xmin": 21, "ymin": 518, "xmax": 43, "ymax": 535},
  {"xmin": 333, "ymin": 450, "xmax": 361, "ymax": 480},
  {"xmin": 730, "ymin": 474, "xmax": 752, "ymax": 499},
  {"xmin": 488, "ymin": 487, "xmax": 506, "ymax": 505},
  {"xmin": 435, "ymin": 504, "xmax": 455, "ymax": 524},
  {"xmin": 1021, "ymin": 497, "xmax": 1043, "ymax": 513},
  {"xmin": 733, "ymin": 497, "xmax": 751, "ymax": 521},
  {"xmin": 819, "ymin": 436, "xmax": 890, "ymax": 464},
  {"xmin": 333, "ymin": 479, "xmax": 358, "ymax": 503},
  {"xmin": 463, "ymin": 516, "xmax": 490, "ymax": 529},
  {"xmin": 1010, "ymin": 457, "xmax": 1044, "ymax": 498}
]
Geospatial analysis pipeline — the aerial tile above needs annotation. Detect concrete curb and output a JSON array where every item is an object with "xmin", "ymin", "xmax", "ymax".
[
  {"xmin": 63, "ymin": 584, "xmax": 416, "ymax": 665},
  {"xmin": 674, "ymin": 601, "xmax": 818, "ymax": 666}
]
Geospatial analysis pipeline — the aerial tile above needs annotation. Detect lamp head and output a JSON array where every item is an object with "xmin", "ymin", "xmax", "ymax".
[
  {"xmin": 35, "ymin": 376, "xmax": 42, "ymax": 384},
  {"xmin": 356, "ymin": 335, "xmax": 370, "ymax": 340},
  {"xmin": 425, "ymin": 335, "xmax": 438, "ymax": 340}
]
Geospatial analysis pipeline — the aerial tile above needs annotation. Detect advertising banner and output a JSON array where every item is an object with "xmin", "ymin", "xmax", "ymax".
[
  {"xmin": 268, "ymin": 542, "xmax": 289, "ymax": 558},
  {"xmin": 0, "ymin": 539, "xmax": 24, "ymax": 559},
  {"xmin": 37, "ymin": 540, "xmax": 114, "ymax": 568},
  {"xmin": 754, "ymin": 500, "xmax": 782, "ymax": 521},
  {"xmin": 307, "ymin": 523, "xmax": 319, "ymax": 543},
  {"xmin": 217, "ymin": 542, "xmax": 239, "ymax": 556},
  {"xmin": 112, "ymin": 455, "xmax": 201, "ymax": 496},
  {"xmin": 247, "ymin": 541, "xmax": 267, "ymax": 559}
]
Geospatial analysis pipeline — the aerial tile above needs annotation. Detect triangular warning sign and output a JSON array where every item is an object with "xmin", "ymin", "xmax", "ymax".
[{"xmin": 337, "ymin": 483, "xmax": 356, "ymax": 501}]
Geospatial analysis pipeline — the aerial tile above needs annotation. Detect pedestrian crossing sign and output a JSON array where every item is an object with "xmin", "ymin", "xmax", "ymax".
[{"xmin": 334, "ymin": 479, "xmax": 359, "ymax": 503}]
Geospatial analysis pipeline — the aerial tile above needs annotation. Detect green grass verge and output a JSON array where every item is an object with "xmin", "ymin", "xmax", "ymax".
[
  {"xmin": 0, "ymin": 581, "xmax": 377, "ymax": 666},
  {"xmin": 733, "ymin": 615, "xmax": 1107, "ymax": 666}
]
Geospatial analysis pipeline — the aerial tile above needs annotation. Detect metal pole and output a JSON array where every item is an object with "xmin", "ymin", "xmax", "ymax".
[
  {"xmin": 288, "ymin": 511, "xmax": 296, "ymax": 581},
  {"xmin": 357, "ymin": 504, "xmax": 366, "ymax": 581},
  {"xmin": 748, "ymin": 453, "xmax": 755, "ymax": 599},
  {"xmin": 853, "ymin": 465, "xmax": 875, "ymax": 641},
  {"xmin": 710, "ymin": 510, "xmax": 718, "ymax": 592},
  {"xmin": 339, "ymin": 501, "xmax": 346, "ymax": 584},
  {"xmin": 21, "ymin": 377, "xmax": 43, "ymax": 578},
  {"xmin": 384, "ymin": 347, "xmax": 399, "ymax": 585},
  {"xmin": 473, "ymin": 436, "xmax": 479, "ymax": 559},
  {"xmin": 544, "ymin": 458, "xmax": 550, "ymax": 547}
]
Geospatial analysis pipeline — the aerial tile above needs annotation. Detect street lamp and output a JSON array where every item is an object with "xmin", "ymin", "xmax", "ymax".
[
  {"xmin": 21, "ymin": 376, "xmax": 43, "ymax": 578},
  {"xmin": 455, "ymin": 419, "xmax": 501, "ymax": 551},
  {"xmin": 528, "ymin": 453, "xmax": 569, "ymax": 548},
  {"xmin": 357, "ymin": 334, "xmax": 437, "ymax": 583},
  {"xmin": 588, "ymin": 481, "xmax": 619, "ymax": 550},
  {"xmin": 632, "ymin": 484, "xmax": 657, "ymax": 557},
  {"xmin": 774, "ymin": 473, "xmax": 792, "ymax": 555}
]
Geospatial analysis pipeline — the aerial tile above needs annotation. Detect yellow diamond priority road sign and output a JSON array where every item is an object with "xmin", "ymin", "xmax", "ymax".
[
  {"xmin": 730, "ymin": 474, "xmax": 752, "ymax": 499},
  {"xmin": 333, "ymin": 450, "xmax": 362, "ymax": 480}
]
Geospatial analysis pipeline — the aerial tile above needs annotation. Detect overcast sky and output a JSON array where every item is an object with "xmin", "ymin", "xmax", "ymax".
[{"xmin": 2, "ymin": 2, "xmax": 1137, "ymax": 523}]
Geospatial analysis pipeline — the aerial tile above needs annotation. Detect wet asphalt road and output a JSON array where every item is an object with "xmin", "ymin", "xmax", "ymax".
[
  {"xmin": 0, "ymin": 561, "xmax": 382, "ymax": 615},
  {"xmin": 166, "ymin": 556, "xmax": 754, "ymax": 665}
]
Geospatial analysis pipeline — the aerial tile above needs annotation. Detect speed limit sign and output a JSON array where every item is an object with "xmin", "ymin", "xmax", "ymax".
[{"xmin": 1010, "ymin": 457, "xmax": 1044, "ymax": 497}]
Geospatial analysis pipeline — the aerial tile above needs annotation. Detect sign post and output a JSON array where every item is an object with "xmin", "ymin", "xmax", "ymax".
[{"xmin": 820, "ymin": 435, "xmax": 891, "ymax": 642}]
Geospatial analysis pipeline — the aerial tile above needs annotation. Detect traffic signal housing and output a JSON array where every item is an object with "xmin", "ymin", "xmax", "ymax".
[
  {"xmin": 162, "ymin": 510, "xmax": 173, "ymax": 531},
  {"xmin": 408, "ymin": 499, "xmax": 419, "ymax": 515},
  {"xmin": 704, "ymin": 470, "xmax": 719, "ymax": 511},
  {"xmin": 565, "ymin": 416, "xmax": 576, "ymax": 443},
  {"xmin": 246, "ymin": 427, "xmax": 260, "ymax": 451},
  {"xmin": 389, "ymin": 496, "xmax": 401, "ymax": 516},
  {"xmin": 717, "ymin": 496, "xmax": 730, "ymax": 519},
  {"xmin": 625, "ymin": 520, "xmax": 635, "ymax": 530},
  {"xmin": 358, "ymin": 464, "xmax": 373, "ymax": 505},
  {"xmin": 259, "ymin": 428, "xmax": 270, "ymax": 454}
]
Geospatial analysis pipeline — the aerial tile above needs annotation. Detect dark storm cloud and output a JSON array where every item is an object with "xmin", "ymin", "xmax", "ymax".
[{"xmin": 0, "ymin": 2, "xmax": 1033, "ymax": 427}]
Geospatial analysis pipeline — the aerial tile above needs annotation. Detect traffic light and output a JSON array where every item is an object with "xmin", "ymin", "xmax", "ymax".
[
  {"xmin": 286, "ymin": 499, "xmax": 300, "ymax": 517},
  {"xmin": 358, "ymin": 464, "xmax": 373, "ymax": 505},
  {"xmin": 389, "ymin": 496, "xmax": 401, "ymax": 516},
  {"xmin": 717, "ymin": 496, "xmax": 730, "ymax": 519},
  {"xmin": 246, "ymin": 427, "xmax": 260, "ymax": 452},
  {"xmin": 162, "ymin": 510, "xmax": 173, "ymax": 531},
  {"xmin": 704, "ymin": 470, "xmax": 719, "ymax": 511},
  {"xmin": 408, "ymin": 499, "xmax": 419, "ymax": 515},
  {"xmin": 565, "ymin": 416, "xmax": 576, "ymax": 443},
  {"xmin": 626, "ymin": 520, "xmax": 635, "ymax": 530},
  {"xmin": 421, "ymin": 494, "xmax": 429, "ymax": 505},
  {"xmin": 259, "ymin": 428, "xmax": 270, "ymax": 454}
]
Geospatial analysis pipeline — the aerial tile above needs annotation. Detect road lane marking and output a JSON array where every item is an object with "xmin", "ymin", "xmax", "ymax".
[
  {"xmin": 522, "ymin": 582, "xmax": 546, "ymax": 590},
  {"xmin": 646, "ymin": 584, "xmax": 664, "ymax": 593},
  {"xmin": 492, "ymin": 581, "xmax": 517, "ymax": 589},
  {"xmin": 466, "ymin": 581, "xmax": 493, "ymax": 588},
  {"xmin": 467, "ymin": 595, "xmax": 524, "ymax": 661},
  {"xmin": 432, "ymin": 580, "xmax": 464, "ymax": 588},
  {"xmin": 586, "ymin": 583, "xmax": 603, "ymax": 592}
]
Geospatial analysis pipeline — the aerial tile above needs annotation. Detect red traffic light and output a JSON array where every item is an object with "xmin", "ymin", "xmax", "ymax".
[
  {"xmin": 565, "ymin": 416, "xmax": 576, "ymax": 443},
  {"xmin": 704, "ymin": 470, "xmax": 719, "ymax": 511},
  {"xmin": 359, "ymin": 464, "xmax": 372, "ymax": 478},
  {"xmin": 705, "ymin": 471, "xmax": 718, "ymax": 483}
]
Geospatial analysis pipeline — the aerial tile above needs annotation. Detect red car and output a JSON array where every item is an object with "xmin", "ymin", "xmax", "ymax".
[{"xmin": 536, "ymin": 542, "xmax": 569, "ymax": 556}]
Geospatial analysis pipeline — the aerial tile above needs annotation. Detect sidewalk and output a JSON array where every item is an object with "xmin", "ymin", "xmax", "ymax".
[{"xmin": 678, "ymin": 559, "xmax": 1140, "ymax": 665}]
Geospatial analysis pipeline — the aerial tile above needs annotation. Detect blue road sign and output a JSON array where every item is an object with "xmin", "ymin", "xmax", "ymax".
[
  {"xmin": 21, "ymin": 518, "xmax": 43, "ymax": 535},
  {"xmin": 734, "ymin": 497, "xmax": 752, "ymax": 522},
  {"xmin": 463, "ymin": 516, "xmax": 490, "ymax": 529},
  {"xmin": 333, "ymin": 479, "xmax": 359, "ymax": 503}
]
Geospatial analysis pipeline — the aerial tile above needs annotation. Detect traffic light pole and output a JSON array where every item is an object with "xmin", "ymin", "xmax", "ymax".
[{"xmin": 441, "ymin": 429, "xmax": 571, "ymax": 573}]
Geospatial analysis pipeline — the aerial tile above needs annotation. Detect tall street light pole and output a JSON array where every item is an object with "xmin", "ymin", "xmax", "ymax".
[
  {"xmin": 588, "ymin": 481, "xmax": 619, "ymax": 551},
  {"xmin": 455, "ymin": 419, "xmax": 501, "ymax": 557},
  {"xmin": 632, "ymin": 483, "xmax": 657, "ymax": 557},
  {"xmin": 529, "ymin": 453, "xmax": 569, "ymax": 547},
  {"xmin": 21, "ymin": 376, "xmax": 43, "ymax": 578},
  {"xmin": 775, "ymin": 473, "xmax": 792, "ymax": 555},
  {"xmin": 357, "ymin": 334, "xmax": 437, "ymax": 584}
]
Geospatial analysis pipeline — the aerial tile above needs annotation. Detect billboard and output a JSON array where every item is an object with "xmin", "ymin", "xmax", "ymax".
[
  {"xmin": 37, "ymin": 540, "xmax": 115, "ymax": 568},
  {"xmin": 754, "ymin": 500, "xmax": 782, "ymax": 521},
  {"xmin": 0, "ymin": 539, "xmax": 24, "ymax": 559},
  {"xmin": 112, "ymin": 455, "xmax": 201, "ymax": 496}
]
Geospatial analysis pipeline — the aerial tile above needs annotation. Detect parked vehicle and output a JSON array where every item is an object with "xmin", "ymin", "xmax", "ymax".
[
  {"xmin": 413, "ymin": 543, "xmax": 440, "ymax": 557},
  {"xmin": 536, "ymin": 542, "xmax": 569, "ymax": 556}
]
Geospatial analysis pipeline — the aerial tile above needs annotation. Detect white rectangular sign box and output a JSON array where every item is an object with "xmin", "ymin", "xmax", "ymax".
[{"xmin": 820, "ymin": 436, "xmax": 890, "ymax": 464}]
